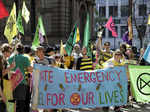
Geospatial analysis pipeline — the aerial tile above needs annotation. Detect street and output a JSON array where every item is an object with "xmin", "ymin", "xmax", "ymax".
[{"xmin": 63, "ymin": 102, "xmax": 150, "ymax": 112}]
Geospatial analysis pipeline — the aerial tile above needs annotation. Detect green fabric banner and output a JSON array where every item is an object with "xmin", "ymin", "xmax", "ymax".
[
  {"xmin": 32, "ymin": 16, "xmax": 46, "ymax": 50},
  {"xmin": 65, "ymin": 24, "xmax": 77, "ymax": 56},
  {"xmin": 83, "ymin": 13, "xmax": 92, "ymax": 58},
  {"xmin": 83, "ymin": 13, "xmax": 90, "ymax": 48},
  {"xmin": 129, "ymin": 65, "xmax": 150, "ymax": 102},
  {"xmin": 38, "ymin": 16, "xmax": 46, "ymax": 36},
  {"xmin": 17, "ymin": 10, "xmax": 24, "ymax": 35}
]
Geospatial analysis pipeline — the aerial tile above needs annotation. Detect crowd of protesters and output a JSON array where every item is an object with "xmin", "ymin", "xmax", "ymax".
[{"xmin": 0, "ymin": 34, "xmax": 149, "ymax": 112}]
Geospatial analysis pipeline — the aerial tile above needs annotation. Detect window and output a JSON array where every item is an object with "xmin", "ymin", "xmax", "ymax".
[
  {"xmin": 139, "ymin": 25, "xmax": 146, "ymax": 36},
  {"xmin": 109, "ymin": 6, "xmax": 118, "ymax": 17},
  {"xmin": 43, "ymin": 13, "xmax": 52, "ymax": 33},
  {"xmin": 139, "ymin": 4, "xmax": 147, "ymax": 16},
  {"xmin": 99, "ymin": 7, "xmax": 106, "ymax": 17},
  {"xmin": 121, "ymin": 6, "xmax": 129, "ymax": 17},
  {"xmin": 121, "ymin": 26, "xmax": 128, "ymax": 38},
  {"xmin": 108, "ymin": 26, "xmax": 118, "ymax": 38}
]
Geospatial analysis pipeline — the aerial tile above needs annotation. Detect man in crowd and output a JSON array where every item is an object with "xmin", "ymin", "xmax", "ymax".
[
  {"xmin": 96, "ymin": 36, "xmax": 113, "ymax": 69},
  {"xmin": 76, "ymin": 47, "xmax": 93, "ymax": 71},
  {"xmin": 8, "ymin": 43, "xmax": 32, "ymax": 112}
]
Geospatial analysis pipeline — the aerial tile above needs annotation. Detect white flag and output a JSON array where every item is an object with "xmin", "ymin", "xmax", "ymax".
[{"xmin": 22, "ymin": 1, "xmax": 30, "ymax": 23}]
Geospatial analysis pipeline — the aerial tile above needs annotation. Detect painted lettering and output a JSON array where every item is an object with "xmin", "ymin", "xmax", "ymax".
[
  {"xmin": 59, "ymin": 93, "xmax": 65, "ymax": 105},
  {"xmin": 113, "ymin": 90, "xmax": 119, "ymax": 103},
  {"xmin": 83, "ymin": 72, "xmax": 90, "ymax": 83},
  {"xmin": 115, "ymin": 70, "xmax": 122, "ymax": 81},
  {"xmin": 120, "ymin": 89, "xmax": 124, "ymax": 103},
  {"xmin": 99, "ymin": 93, "xmax": 105, "ymax": 104},
  {"xmin": 89, "ymin": 92, "xmax": 95, "ymax": 104},
  {"xmin": 90, "ymin": 72, "xmax": 96, "ymax": 83},
  {"xmin": 47, "ymin": 93, "xmax": 65, "ymax": 106},
  {"xmin": 109, "ymin": 71, "xmax": 115, "ymax": 81},
  {"xmin": 78, "ymin": 73, "xmax": 84, "ymax": 83},
  {"xmin": 40, "ymin": 70, "xmax": 53, "ymax": 83},
  {"xmin": 96, "ymin": 72, "xmax": 104, "ymax": 82},
  {"xmin": 64, "ymin": 72, "xmax": 71, "ymax": 83},
  {"xmin": 81, "ymin": 92, "xmax": 88, "ymax": 105}
]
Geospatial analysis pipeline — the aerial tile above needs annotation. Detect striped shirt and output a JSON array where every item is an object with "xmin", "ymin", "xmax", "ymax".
[
  {"xmin": 76, "ymin": 57, "xmax": 93, "ymax": 71},
  {"xmin": 99, "ymin": 50, "xmax": 113, "ymax": 65}
]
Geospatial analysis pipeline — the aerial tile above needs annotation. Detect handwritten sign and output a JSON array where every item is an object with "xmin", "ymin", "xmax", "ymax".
[
  {"xmin": 10, "ymin": 68, "xmax": 23, "ymax": 90},
  {"xmin": 32, "ymin": 64, "xmax": 128, "ymax": 109}
]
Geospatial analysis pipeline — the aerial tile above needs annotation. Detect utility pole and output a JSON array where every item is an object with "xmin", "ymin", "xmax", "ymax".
[
  {"xmin": 129, "ymin": 0, "xmax": 133, "ymax": 17},
  {"xmin": 14, "ymin": 0, "xmax": 19, "ymax": 16},
  {"xmin": 31, "ymin": 0, "xmax": 36, "ymax": 36},
  {"xmin": 128, "ymin": 0, "xmax": 133, "ymax": 45}
]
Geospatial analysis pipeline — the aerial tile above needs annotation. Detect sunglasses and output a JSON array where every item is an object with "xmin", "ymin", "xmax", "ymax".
[
  {"xmin": 55, "ymin": 56, "xmax": 60, "ymax": 58},
  {"xmin": 115, "ymin": 53, "xmax": 122, "ymax": 56}
]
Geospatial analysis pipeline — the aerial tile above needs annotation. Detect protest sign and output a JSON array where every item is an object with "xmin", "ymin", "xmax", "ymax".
[
  {"xmin": 32, "ymin": 64, "xmax": 128, "ymax": 109},
  {"xmin": 129, "ymin": 65, "xmax": 150, "ymax": 102}
]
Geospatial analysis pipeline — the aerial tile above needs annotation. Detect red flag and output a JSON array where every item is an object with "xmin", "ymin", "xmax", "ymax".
[
  {"xmin": 0, "ymin": 0, "xmax": 9, "ymax": 19},
  {"xmin": 105, "ymin": 16, "xmax": 118, "ymax": 37}
]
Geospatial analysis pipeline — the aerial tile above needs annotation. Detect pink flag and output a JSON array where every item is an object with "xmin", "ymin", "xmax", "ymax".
[
  {"xmin": 105, "ymin": 16, "xmax": 118, "ymax": 37},
  {"xmin": 10, "ymin": 68, "xmax": 23, "ymax": 90},
  {"xmin": 0, "ymin": 0, "xmax": 9, "ymax": 19}
]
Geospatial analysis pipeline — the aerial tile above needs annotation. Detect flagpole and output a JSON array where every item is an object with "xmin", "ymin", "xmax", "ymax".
[
  {"xmin": 114, "ymin": 37, "xmax": 116, "ymax": 49},
  {"xmin": 45, "ymin": 35, "xmax": 49, "ymax": 45}
]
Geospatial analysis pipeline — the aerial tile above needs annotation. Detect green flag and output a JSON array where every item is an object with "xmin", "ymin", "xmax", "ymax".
[
  {"xmin": 32, "ymin": 16, "xmax": 46, "ymax": 50},
  {"xmin": 31, "ymin": 23, "xmax": 40, "ymax": 50},
  {"xmin": 87, "ymin": 40, "xmax": 92, "ymax": 58},
  {"xmin": 65, "ymin": 24, "xmax": 77, "ymax": 56},
  {"xmin": 83, "ymin": 13, "xmax": 92, "ymax": 57},
  {"xmin": 38, "ymin": 16, "xmax": 46, "ymax": 36},
  {"xmin": 83, "ymin": 13, "xmax": 90, "ymax": 47},
  {"xmin": 129, "ymin": 65, "xmax": 150, "ymax": 102},
  {"xmin": 17, "ymin": 10, "xmax": 24, "ymax": 35}
]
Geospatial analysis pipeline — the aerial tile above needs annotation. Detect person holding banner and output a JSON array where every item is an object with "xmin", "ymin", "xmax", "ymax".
[
  {"xmin": 103, "ymin": 49, "xmax": 125, "ymax": 112},
  {"xmin": 33, "ymin": 46, "xmax": 56, "ymax": 112}
]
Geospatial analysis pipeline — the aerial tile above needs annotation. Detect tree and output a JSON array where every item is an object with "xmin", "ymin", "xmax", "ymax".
[{"xmin": 132, "ymin": 0, "xmax": 149, "ymax": 48}]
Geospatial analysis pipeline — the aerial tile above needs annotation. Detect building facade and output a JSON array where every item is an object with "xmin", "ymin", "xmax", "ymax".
[
  {"xmin": 0, "ymin": 0, "xmax": 95, "ymax": 46},
  {"xmin": 95, "ymin": 0, "xmax": 150, "ymax": 49}
]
